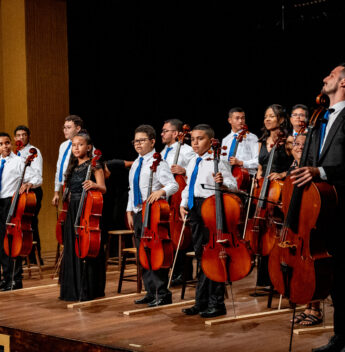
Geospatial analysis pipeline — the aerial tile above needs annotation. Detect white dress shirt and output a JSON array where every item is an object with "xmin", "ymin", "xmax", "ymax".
[
  {"xmin": 127, "ymin": 149, "xmax": 179, "ymax": 213},
  {"xmin": 319, "ymin": 100, "xmax": 345, "ymax": 180},
  {"xmin": 220, "ymin": 131, "xmax": 259, "ymax": 175},
  {"xmin": 160, "ymin": 142, "xmax": 195, "ymax": 169},
  {"xmin": 0, "ymin": 152, "xmax": 42, "ymax": 199},
  {"xmin": 17, "ymin": 143, "xmax": 43, "ymax": 189},
  {"xmin": 180, "ymin": 152, "xmax": 238, "ymax": 208},
  {"xmin": 54, "ymin": 140, "xmax": 72, "ymax": 192}
]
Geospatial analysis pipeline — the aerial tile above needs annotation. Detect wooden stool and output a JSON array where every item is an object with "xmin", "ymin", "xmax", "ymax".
[
  {"xmin": 106, "ymin": 229, "xmax": 135, "ymax": 270},
  {"xmin": 117, "ymin": 247, "xmax": 142, "ymax": 294},
  {"xmin": 181, "ymin": 251, "xmax": 198, "ymax": 299},
  {"xmin": 25, "ymin": 241, "xmax": 43, "ymax": 279}
]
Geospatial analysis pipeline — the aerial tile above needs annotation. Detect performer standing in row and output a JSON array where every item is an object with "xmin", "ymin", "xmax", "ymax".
[
  {"xmin": 0, "ymin": 132, "xmax": 42, "ymax": 291},
  {"xmin": 256, "ymin": 105, "xmax": 292, "ymax": 288},
  {"xmin": 221, "ymin": 107, "xmax": 258, "ymax": 178},
  {"xmin": 127, "ymin": 124, "xmax": 178, "ymax": 307},
  {"xmin": 14, "ymin": 125, "xmax": 44, "ymax": 265},
  {"xmin": 292, "ymin": 63, "xmax": 345, "ymax": 352},
  {"xmin": 59, "ymin": 131, "xmax": 106, "ymax": 301},
  {"xmin": 160, "ymin": 118, "xmax": 195, "ymax": 286},
  {"xmin": 180, "ymin": 124, "xmax": 237, "ymax": 318},
  {"xmin": 52, "ymin": 115, "xmax": 83, "ymax": 207}
]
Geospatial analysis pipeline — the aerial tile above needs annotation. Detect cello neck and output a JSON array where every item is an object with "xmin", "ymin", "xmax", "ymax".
[
  {"xmin": 172, "ymin": 142, "xmax": 182, "ymax": 165},
  {"xmin": 213, "ymin": 157, "xmax": 224, "ymax": 235},
  {"xmin": 141, "ymin": 169, "xmax": 154, "ymax": 233}
]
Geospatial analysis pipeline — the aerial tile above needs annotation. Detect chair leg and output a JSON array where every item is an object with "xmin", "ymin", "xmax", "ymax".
[
  {"xmin": 117, "ymin": 251, "xmax": 128, "ymax": 293},
  {"xmin": 34, "ymin": 245, "xmax": 43, "ymax": 279},
  {"xmin": 136, "ymin": 264, "xmax": 142, "ymax": 294}
]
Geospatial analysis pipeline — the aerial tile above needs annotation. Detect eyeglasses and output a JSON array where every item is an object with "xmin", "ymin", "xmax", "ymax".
[
  {"xmin": 293, "ymin": 142, "xmax": 305, "ymax": 148},
  {"xmin": 131, "ymin": 138, "xmax": 150, "ymax": 145},
  {"xmin": 291, "ymin": 113, "xmax": 306, "ymax": 118},
  {"xmin": 161, "ymin": 129, "xmax": 177, "ymax": 134}
]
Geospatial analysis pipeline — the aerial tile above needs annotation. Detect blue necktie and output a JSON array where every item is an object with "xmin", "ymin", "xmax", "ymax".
[
  {"xmin": 0, "ymin": 159, "xmax": 6, "ymax": 192},
  {"xmin": 59, "ymin": 141, "xmax": 72, "ymax": 182},
  {"xmin": 228, "ymin": 134, "xmax": 238, "ymax": 160},
  {"xmin": 319, "ymin": 110, "xmax": 331, "ymax": 156},
  {"xmin": 163, "ymin": 146, "xmax": 173, "ymax": 160},
  {"xmin": 133, "ymin": 157, "xmax": 144, "ymax": 207},
  {"xmin": 188, "ymin": 157, "xmax": 202, "ymax": 209},
  {"xmin": 17, "ymin": 151, "xmax": 21, "ymax": 156}
]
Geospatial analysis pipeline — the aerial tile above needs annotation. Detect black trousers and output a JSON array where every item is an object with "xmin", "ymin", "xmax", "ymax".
[
  {"xmin": 0, "ymin": 197, "xmax": 23, "ymax": 282},
  {"xmin": 133, "ymin": 212, "xmax": 171, "ymax": 299},
  {"xmin": 188, "ymin": 197, "xmax": 225, "ymax": 309},
  {"xmin": 29, "ymin": 187, "xmax": 43, "ymax": 263}
]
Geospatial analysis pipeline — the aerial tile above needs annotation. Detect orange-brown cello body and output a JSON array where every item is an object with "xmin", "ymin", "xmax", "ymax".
[
  {"xmin": 139, "ymin": 199, "xmax": 174, "ymax": 271},
  {"xmin": 245, "ymin": 177, "xmax": 283, "ymax": 256},
  {"xmin": 56, "ymin": 185, "xmax": 68, "ymax": 246},
  {"xmin": 268, "ymin": 177, "xmax": 336, "ymax": 304},
  {"xmin": 169, "ymin": 174, "xmax": 192, "ymax": 250},
  {"xmin": 201, "ymin": 193, "xmax": 253, "ymax": 282},
  {"xmin": 75, "ymin": 190, "xmax": 103, "ymax": 258},
  {"xmin": 232, "ymin": 166, "xmax": 251, "ymax": 191},
  {"xmin": 4, "ymin": 191, "xmax": 36, "ymax": 258}
]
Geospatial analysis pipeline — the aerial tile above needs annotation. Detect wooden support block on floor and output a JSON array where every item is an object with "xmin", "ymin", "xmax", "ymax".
[
  {"xmin": 205, "ymin": 306, "xmax": 306, "ymax": 326},
  {"xmin": 294, "ymin": 325, "xmax": 334, "ymax": 335},
  {"xmin": 123, "ymin": 299, "xmax": 195, "ymax": 316},
  {"xmin": 0, "ymin": 283, "xmax": 58, "ymax": 295},
  {"xmin": 67, "ymin": 292, "xmax": 142, "ymax": 309}
]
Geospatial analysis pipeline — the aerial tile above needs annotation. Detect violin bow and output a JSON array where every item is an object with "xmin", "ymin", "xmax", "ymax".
[{"xmin": 167, "ymin": 214, "xmax": 188, "ymax": 289}]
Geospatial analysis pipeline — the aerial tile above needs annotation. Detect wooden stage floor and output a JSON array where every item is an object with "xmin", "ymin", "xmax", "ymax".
[{"xmin": 0, "ymin": 252, "xmax": 334, "ymax": 352}]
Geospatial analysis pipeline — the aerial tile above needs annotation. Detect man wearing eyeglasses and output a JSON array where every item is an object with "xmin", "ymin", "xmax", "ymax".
[
  {"xmin": 127, "ymin": 124, "xmax": 178, "ymax": 307},
  {"xmin": 290, "ymin": 104, "xmax": 309, "ymax": 137},
  {"xmin": 160, "ymin": 119, "xmax": 195, "ymax": 286}
]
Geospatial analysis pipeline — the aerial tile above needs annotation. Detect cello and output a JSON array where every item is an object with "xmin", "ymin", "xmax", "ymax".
[
  {"xmin": 230, "ymin": 125, "xmax": 251, "ymax": 191},
  {"xmin": 244, "ymin": 133, "xmax": 285, "ymax": 256},
  {"xmin": 201, "ymin": 139, "xmax": 253, "ymax": 283},
  {"xmin": 268, "ymin": 94, "xmax": 336, "ymax": 304},
  {"xmin": 74, "ymin": 150, "xmax": 103, "ymax": 259},
  {"xmin": 4, "ymin": 148, "xmax": 38, "ymax": 258},
  {"xmin": 169, "ymin": 124, "xmax": 192, "ymax": 250},
  {"xmin": 139, "ymin": 152, "xmax": 174, "ymax": 271},
  {"xmin": 56, "ymin": 185, "xmax": 69, "ymax": 245}
]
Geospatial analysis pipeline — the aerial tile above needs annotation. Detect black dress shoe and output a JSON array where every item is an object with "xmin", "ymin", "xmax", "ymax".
[
  {"xmin": 170, "ymin": 274, "xmax": 184, "ymax": 287},
  {"xmin": 134, "ymin": 295, "xmax": 154, "ymax": 304},
  {"xmin": 148, "ymin": 295, "xmax": 172, "ymax": 307},
  {"xmin": 2, "ymin": 281, "xmax": 23, "ymax": 291},
  {"xmin": 199, "ymin": 306, "xmax": 227, "ymax": 318},
  {"xmin": 182, "ymin": 305, "xmax": 203, "ymax": 315},
  {"xmin": 0, "ymin": 280, "xmax": 8, "ymax": 290},
  {"xmin": 312, "ymin": 335, "xmax": 345, "ymax": 352}
]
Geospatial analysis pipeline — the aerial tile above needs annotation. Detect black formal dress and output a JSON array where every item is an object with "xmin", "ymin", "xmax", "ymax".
[
  {"xmin": 59, "ymin": 161, "xmax": 106, "ymax": 301},
  {"xmin": 257, "ymin": 142, "xmax": 293, "ymax": 287}
]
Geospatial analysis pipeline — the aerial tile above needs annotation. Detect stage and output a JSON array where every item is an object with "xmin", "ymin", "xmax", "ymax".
[{"xmin": 0, "ymin": 252, "xmax": 334, "ymax": 352}]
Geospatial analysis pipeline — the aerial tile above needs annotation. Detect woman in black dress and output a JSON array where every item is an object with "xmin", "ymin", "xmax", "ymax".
[
  {"xmin": 60, "ymin": 132, "xmax": 106, "ymax": 301},
  {"xmin": 256, "ymin": 104, "xmax": 293, "ymax": 287}
]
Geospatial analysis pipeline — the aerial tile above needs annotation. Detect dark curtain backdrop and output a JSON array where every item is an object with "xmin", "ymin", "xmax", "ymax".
[{"xmin": 65, "ymin": 0, "xmax": 345, "ymax": 228}]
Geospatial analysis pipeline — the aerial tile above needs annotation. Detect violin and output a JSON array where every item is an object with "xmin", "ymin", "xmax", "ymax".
[
  {"xmin": 169, "ymin": 124, "xmax": 192, "ymax": 250},
  {"xmin": 14, "ymin": 140, "xmax": 24, "ymax": 155},
  {"xmin": 230, "ymin": 125, "xmax": 251, "ymax": 191},
  {"xmin": 74, "ymin": 150, "xmax": 103, "ymax": 259},
  {"xmin": 55, "ymin": 185, "xmax": 69, "ymax": 245},
  {"xmin": 139, "ymin": 153, "xmax": 174, "ymax": 271},
  {"xmin": 268, "ymin": 93, "xmax": 335, "ymax": 304},
  {"xmin": 244, "ymin": 133, "xmax": 286, "ymax": 256},
  {"xmin": 201, "ymin": 139, "xmax": 253, "ymax": 283},
  {"xmin": 4, "ymin": 148, "xmax": 38, "ymax": 258}
]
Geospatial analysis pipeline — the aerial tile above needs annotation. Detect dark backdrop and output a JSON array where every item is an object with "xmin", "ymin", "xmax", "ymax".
[{"xmin": 65, "ymin": 0, "xmax": 345, "ymax": 227}]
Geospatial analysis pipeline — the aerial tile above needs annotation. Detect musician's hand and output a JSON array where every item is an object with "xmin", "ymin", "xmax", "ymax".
[
  {"xmin": 290, "ymin": 166, "xmax": 320, "ymax": 187},
  {"xmin": 213, "ymin": 172, "xmax": 223, "ymax": 185},
  {"xmin": 268, "ymin": 172, "xmax": 286, "ymax": 181},
  {"xmin": 180, "ymin": 206, "xmax": 188, "ymax": 219},
  {"xmin": 229, "ymin": 157, "xmax": 243, "ymax": 166},
  {"xmin": 171, "ymin": 164, "xmax": 186, "ymax": 175},
  {"xmin": 103, "ymin": 163, "xmax": 111, "ymax": 179},
  {"xmin": 52, "ymin": 191, "xmax": 60, "ymax": 206},
  {"xmin": 147, "ymin": 189, "xmax": 165, "ymax": 204},
  {"xmin": 82, "ymin": 180, "xmax": 96, "ymax": 191},
  {"xmin": 20, "ymin": 183, "xmax": 33, "ymax": 194},
  {"xmin": 124, "ymin": 160, "xmax": 134, "ymax": 168},
  {"xmin": 126, "ymin": 211, "xmax": 134, "ymax": 230}
]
